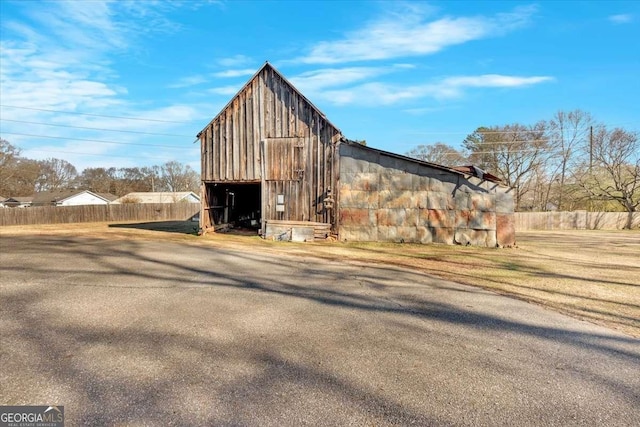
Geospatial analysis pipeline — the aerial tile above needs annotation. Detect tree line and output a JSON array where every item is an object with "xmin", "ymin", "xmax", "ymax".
[
  {"xmin": 406, "ymin": 110, "xmax": 639, "ymax": 229},
  {"xmin": 0, "ymin": 139, "xmax": 200, "ymax": 197}
]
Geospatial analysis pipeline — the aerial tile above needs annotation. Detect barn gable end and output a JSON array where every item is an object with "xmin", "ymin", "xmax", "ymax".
[{"xmin": 199, "ymin": 63, "xmax": 342, "ymax": 235}]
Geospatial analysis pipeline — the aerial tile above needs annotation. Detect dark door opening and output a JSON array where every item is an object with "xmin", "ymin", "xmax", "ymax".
[{"xmin": 204, "ymin": 183, "xmax": 261, "ymax": 229}]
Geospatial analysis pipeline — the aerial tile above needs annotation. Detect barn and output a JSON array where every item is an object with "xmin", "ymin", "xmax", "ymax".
[{"xmin": 198, "ymin": 63, "xmax": 515, "ymax": 247}]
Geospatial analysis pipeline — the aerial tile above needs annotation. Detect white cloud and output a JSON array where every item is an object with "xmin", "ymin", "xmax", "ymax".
[
  {"xmin": 0, "ymin": 40, "xmax": 122, "ymax": 112},
  {"xmin": 212, "ymin": 69, "xmax": 256, "ymax": 78},
  {"xmin": 295, "ymin": 5, "xmax": 537, "ymax": 64},
  {"xmin": 168, "ymin": 75, "xmax": 210, "ymax": 89},
  {"xmin": 218, "ymin": 54, "xmax": 253, "ymax": 67},
  {"xmin": 290, "ymin": 67, "xmax": 395, "ymax": 93},
  {"xmin": 169, "ymin": 69, "xmax": 255, "ymax": 89},
  {"xmin": 0, "ymin": 1, "xmax": 209, "ymax": 171},
  {"xmin": 0, "ymin": 1, "xmax": 180, "ymax": 112},
  {"xmin": 207, "ymin": 85, "xmax": 242, "ymax": 96},
  {"xmin": 608, "ymin": 14, "xmax": 633, "ymax": 24},
  {"xmin": 437, "ymin": 74, "xmax": 553, "ymax": 92},
  {"xmin": 393, "ymin": 63, "xmax": 417, "ymax": 70},
  {"xmin": 168, "ymin": 69, "xmax": 255, "ymax": 89},
  {"xmin": 308, "ymin": 74, "xmax": 553, "ymax": 106},
  {"xmin": 402, "ymin": 106, "xmax": 455, "ymax": 115},
  {"xmin": 26, "ymin": 2, "xmax": 124, "ymax": 50},
  {"xmin": 22, "ymin": 141, "xmax": 120, "ymax": 166}
]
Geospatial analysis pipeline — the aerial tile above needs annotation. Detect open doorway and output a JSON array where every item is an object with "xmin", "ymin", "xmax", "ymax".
[{"xmin": 203, "ymin": 182, "xmax": 261, "ymax": 230}]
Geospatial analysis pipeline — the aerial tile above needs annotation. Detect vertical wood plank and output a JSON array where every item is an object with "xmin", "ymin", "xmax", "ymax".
[
  {"xmin": 201, "ymin": 130, "xmax": 207, "ymax": 181},
  {"xmin": 207, "ymin": 124, "xmax": 213, "ymax": 181},
  {"xmin": 214, "ymin": 120, "xmax": 221, "ymax": 181},
  {"xmin": 239, "ymin": 93, "xmax": 246, "ymax": 179},
  {"xmin": 258, "ymin": 70, "xmax": 265, "ymax": 146},
  {"xmin": 264, "ymin": 68, "xmax": 271, "ymax": 139},
  {"xmin": 246, "ymin": 84, "xmax": 254, "ymax": 181},
  {"xmin": 232, "ymin": 98, "xmax": 240, "ymax": 180},
  {"xmin": 225, "ymin": 108, "xmax": 231, "ymax": 180},
  {"xmin": 274, "ymin": 74, "xmax": 282, "ymax": 138}
]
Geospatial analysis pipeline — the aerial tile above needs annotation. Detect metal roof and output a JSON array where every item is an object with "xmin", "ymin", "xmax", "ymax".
[{"xmin": 341, "ymin": 139, "xmax": 506, "ymax": 186}]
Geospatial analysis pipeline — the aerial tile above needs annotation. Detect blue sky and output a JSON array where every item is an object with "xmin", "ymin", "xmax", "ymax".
[{"xmin": 1, "ymin": 1, "xmax": 638, "ymax": 172}]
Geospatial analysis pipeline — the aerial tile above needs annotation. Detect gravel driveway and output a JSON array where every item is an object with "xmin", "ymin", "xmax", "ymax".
[{"xmin": 1, "ymin": 235, "xmax": 639, "ymax": 426}]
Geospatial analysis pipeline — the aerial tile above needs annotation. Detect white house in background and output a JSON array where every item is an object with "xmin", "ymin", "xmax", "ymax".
[
  {"xmin": 111, "ymin": 191, "xmax": 200, "ymax": 204},
  {"xmin": 31, "ymin": 190, "xmax": 117, "ymax": 206},
  {"xmin": 3, "ymin": 196, "xmax": 34, "ymax": 208}
]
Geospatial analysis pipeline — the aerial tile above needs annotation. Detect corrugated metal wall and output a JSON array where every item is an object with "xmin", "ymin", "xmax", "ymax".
[
  {"xmin": 337, "ymin": 143, "xmax": 516, "ymax": 247},
  {"xmin": 199, "ymin": 64, "xmax": 341, "ymax": 228}
]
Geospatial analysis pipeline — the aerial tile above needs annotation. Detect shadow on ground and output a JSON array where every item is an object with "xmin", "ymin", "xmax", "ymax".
[
  {"xmin": 109, "ymin": 220, "xmax": 199, "ymax": 234},
  {"xmin": 1, "ymin": 235, "xmax": 639, "ymax": 425}
]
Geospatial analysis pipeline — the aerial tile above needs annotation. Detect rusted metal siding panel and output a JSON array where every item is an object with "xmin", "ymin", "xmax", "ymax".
[
  {"xmin": 337, "ymin": 143, "xmax": 514, "ymax": 246},
  {"xmin": 428, "ymin": 209, "xmax": 456, "ymax": 228}
]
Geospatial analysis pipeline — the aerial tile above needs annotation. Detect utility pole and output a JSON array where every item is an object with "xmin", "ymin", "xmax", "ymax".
[
  {"xmin": 589, "ymin": 126, "xmax": 593, "ymax": 213},
  {"xmin": 589, "ymin": 126, "xmax": 593, "ymax": 173}
]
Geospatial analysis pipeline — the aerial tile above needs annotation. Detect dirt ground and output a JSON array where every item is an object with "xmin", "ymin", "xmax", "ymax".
[{"xmin": 2, "ymin": 222, "xmax": 639, "ymax": 337}]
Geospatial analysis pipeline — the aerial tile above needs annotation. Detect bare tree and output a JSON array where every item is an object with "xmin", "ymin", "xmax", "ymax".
[
  {"xmin": 578, "ymin": 127, "xmax": 639, "ymax": 229},
  {"xmin": 36, "ymin": 158, "xmax": 78, "ymax": 191},
  {"xmin": 463, "ymin": 123, "xmax": 550, "ymax": 210},
  {"xmin": 406, "ymin": 143, "xmax": 468, "ymax": 166},
  {"xmin": 0, "ymin": 139, "xmax": 19, "ymax": 172},
  {"xmin": 0, "ymin": 139, "xmax": 22, "ymax": 194},
  {"xmin": 158, "ymin": 161, "xmax": 199, "ymax": 192},
  {"xmin": 0, "ymin": 140, "xmax": 42, "ymax": 196},
  {"xmin": 78, "ymin": 165, "xmax": 166, "ymax": 196},
  {"xmin": 545, "ymin": 110, "xmax": 593, "ymax": 210},
  {"xmin": 140, "ymin": 165, "xmax": 160, "ymax": 192},
  {"xmin": 78, "ymin": 167, "xmax": 118, "ymax": 194}
]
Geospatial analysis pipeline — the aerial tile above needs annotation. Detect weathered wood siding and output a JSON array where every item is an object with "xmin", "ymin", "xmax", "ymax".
[{"xmin": 200, "ymin": 64, "xmax": 341, "ymax": 226}]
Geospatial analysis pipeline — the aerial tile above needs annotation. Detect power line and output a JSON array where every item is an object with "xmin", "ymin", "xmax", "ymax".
[
  {"xmin": 398, "ymin": 139, "xmax": 554, "ymax": 147},
  {"xmin": 0, "ymin": 104, "xmax": 198, "ymax": 124},
  {"xmin": 22, "ymin": 148, "xmax": 181, "ymax": 160},
  {"xmin": 406, "ymin": 130, "xmax": 553, "ymax": 136},
  {"xmin": 1, "ymin": 132, "xmax": 191, "ymax": 149},
  {"xmin": 1, "ymin": 118, "xmax": 193, "ymax": 137},
  {"xmin": 4, "ymin": 104, "xmax": 636, "ymax": 134},
  {"xmin": 441, "ymin": 149, "xmax": 546, "ymax": 155},
  {"xmin": 461, "ymin": 139, "xmax": 551, "ymax": 145},
  {"xmin": 403, "ymin": 123, "xmax": 638, "ymax": 137},
  {"xmin": 2, "ymin": 131, "xmax": 572, "ymax": 155}
]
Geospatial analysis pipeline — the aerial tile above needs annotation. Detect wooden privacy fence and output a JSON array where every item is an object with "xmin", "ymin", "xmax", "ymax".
[
  {"xmin": 515, "ymin": 211, "xmax": 639, "ymax": 230},
  {"xmin": 0, "ymin": 203, "xmax": 200, "ymax": 227}
]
